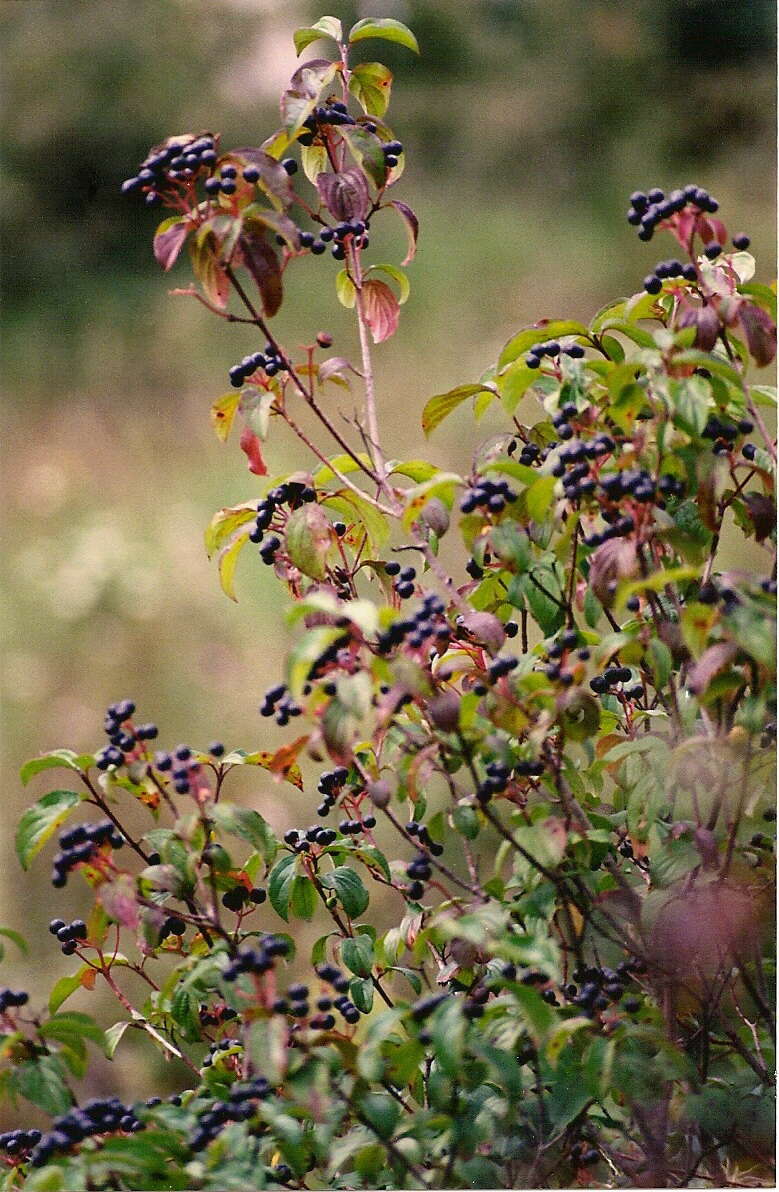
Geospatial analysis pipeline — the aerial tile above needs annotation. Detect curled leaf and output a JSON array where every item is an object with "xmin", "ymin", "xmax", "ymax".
[{"xmin": 388, "ymin": 200, "xmax": 419, "ymax": 264}]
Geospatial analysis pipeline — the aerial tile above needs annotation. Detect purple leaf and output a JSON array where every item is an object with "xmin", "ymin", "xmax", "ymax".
[
  {"xmin": 316, "ymin": 168, "xmax": 369, "ymax": 221},
  {"xmin": 739, "ymin": 301, "xmax": 777, "ymax": 367},
  {"xmin": 153, "ymin": 217, "xmax": 189, "ymax": 271},
  {"xmin": 238, "ymin": 228, "xmax": 283, "ymax": 317},
  {"xmin": 389, "ymin": 200, "xmax": 419, "ymax": 264}
]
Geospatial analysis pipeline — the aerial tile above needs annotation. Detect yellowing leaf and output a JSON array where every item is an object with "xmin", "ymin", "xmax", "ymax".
[{"xmin": 210, "ymin": 392, "xmax": 241, "ymax": 442}]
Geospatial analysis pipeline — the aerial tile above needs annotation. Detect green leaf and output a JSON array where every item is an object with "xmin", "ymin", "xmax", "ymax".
[
  {"xmin": 321, "ymin": 866, "xmax": 369, "ymax": 917},
  {"xmin": 342, "ymin": 124, "xmax": 387, "ymax": 189},
  {"xmin": 348, "ymin": 18, "xmax": 419, "ymax": 53},
  {"xmin": 342, "ymin": 932, "xmax": 374, "ymax": 977},
  {"xmin": 350, "ymin": 976, "xmax": 374, "ymax": 1013},
  {"xmin": 0, "ymin": 927, "xmax": 28, "ymax": 960},
  {"xmin": 357, "ymin": 1091, "xmax": 402, "ymax": 1139},
  {"xmin": 204, "ymin": 501, "xmax": 257, "ymax": 556},
  {"xmin": 498, "ymin": 321, "xmax": 587, "ymax": 371},
  {"xmin": 268, "ymin": 853, "xmax": 297, "ymax": 921},
  {"xmin": 216, "ymin": 531, "xmax": 250, "ymax": 602},
  {"xmin": 321, "ymin": 490, "xmax": 390, "ymax": 553},
  {"xmin": 301, "ymin": 141, "xmax": 328, "ymax": 184},
  {"xmin": 247, "ymin": 1015, "xmax": 288, "ymax": 1085},
  {"xmin": 285, "ymin": 502, "xmax": 333, "ymax": 580},
  {"xmin": 40, "ymin": 1012, "xmax": 107, "ymax": 1055},
  {"xmin": 287, "ymin": 624, "xmax": 346, "ymax": 697},
  {"xmin": 16, "ymin": 789, "xmax": 81, "ymax": 870},
  {"xmin": 368, "ymin": 262, "xmax": 410, "ymax": 304},
  {"xmin": 335, "ymin": 267, "xmax": 357, "ymax": 308},
  {"xmin": 209, "ymin": 804, "xmax": 278, "ymax": 863},
  {"xmin": 498, "ymin": 361, "xmax": 539, "ymax": 414},
  {"xmin": 349, "ymin": 61, "xmax": 393, "ymax": 116},
  {"xmin": 293, "ymin": 16, "xmax": 342, "ymax": 55},
  {"xmin": 290, "ymin": 875, "xmax": 318, "ymax": 920},
  {"xmin": 525, "ymin": 475, "xmax": 557, "ymax": 523},
  {"xmin": 13, "ymin": 1056, "xmax": 73, "ymax": 1116},
  {"xmin": 105, "ymin": 1020, "xmax": 133, "ymax": 1060},
  {"xmin": 20, "ymin": 750, "xmax": 90, "ymax": 785},
  {"xmin": 422, "ymin": 384, "xmax": 494, "ymax": 435}
]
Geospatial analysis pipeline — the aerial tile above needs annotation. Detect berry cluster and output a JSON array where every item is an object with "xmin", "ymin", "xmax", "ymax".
[
  {"xmin": 404, "ymin": 850, "xmax": 432, "ymax": 900},
  {"xmin": 228, "ymin": 344, "xmax": 289, "ymax": 388},
  {"xmin": 626, "ymin": 184, "xmax": 719, "ymax": 241},
  {"xmin": 200, "ymin": 1035, "xmax": 242, "ymax": 1067},
  {"xmin": 298, "ymin": 102, "xmax": 356, "ymax": 146},
  {"xmin": 121, "ymin": 135, "xmax": 218, "ymax": 205},
  {"xmin": 315, "ymin": 766, "xmax": 351, "ymax": 817},
  {"xmin": 152, "ymin": 744, "xmax": 201, "ymax": 794},
  {"xmin": 475, "ymin": 759, "xmax": 512, "ymax": 804},
  {"xmin": 198, "ymin": 1001, "xmax": 238, "ymax": 1027},
  {"xmin": 0, "ymin": 988, "xmax": 28, "ymax": 1014},
  {"xmin": 48, "ymin": 918, "xmax": 88, "ymax": 955},
  {"xmin": 28, "ymin": 1099, "xmax": 144, "ymax": 1167},
  {"xmin": 283, "ymin": 824, "xmax": 336, "ymax": 852},
  {"xmin": 50, "ymin": 819, "xmax": 124, "ymax": 888},
  {"xmin": 460, "ymin": 477, "xmax": 517, "ymax": 515},
  {"xmin": 525, "ymin": 339, "xmax": 585, "ymax": 369},
  {"xmin": 383, "ymin": 561, "xmax": 417, "ymax": 600},
  {"xmin": 259, "ymin": 682, "xmax": 302, "ymax": 726},
  {"xmin": 221, "ymin": 884, "xmax": 267, "ymax": 913},
  {"xmin": 643, "ymin": 258, "xmax": 698, "ymax": 293},
  {"xmin": 382, "ymin": 139, "xmax": 403, "ymax": 168},
  {"xmin": 0, "ymin": 1129, "xmax": 42, "ymax": 1159},
  {"xmin": 96, "ymin": 699, "xmax": 157, "ymax": 769},
  {"xmin": 222, "ymin": 934, "xmax": 290, "ymax": 982},
  {"xmin": 589, "ymin": 666, "xmax": 642, "ymax": 698},
  {"xmin": 190, "ymin": 1078, "xmax": 271, "ymax": 1150},
  {"xmin": 564, "ymin": 959, "xmax": 645, "ymax": 1016},
  {"xmin": 377, "ymin": 593, "xmax": 450, "ymax": 654},
  {"xmin": 303, "ymin": 218, "xmax": 369, "ymax": 260},
  {"xmin": 508, "ymin": 439, "xmax": 542, "ymax": 468},
  {"xmin": 315, "ymin": 965, "xmax": 361, "ymax": 1024},
  {"xmin": 702, "ymin": 414, "xmax": 754, "ymax": 456}
]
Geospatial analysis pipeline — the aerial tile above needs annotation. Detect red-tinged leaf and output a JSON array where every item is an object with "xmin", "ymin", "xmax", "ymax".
[
  {"xmin": 238, "ymin": 228, "xmax": 283, "ymax": 316},
  {"xmin": 687, "ymin": 642, "xmax": 738, "ymax": 695},
  {"xmin": 316, "ymin": 168, "xmax": 369, "ymax": 221},
  {"xmin": 744, "ymin": 492, "xmax": 776, "ymax": 541},
  {"xmin": 240, "ymin": 425, "xmax": 267, "ymax": 476},
  {"xmin": 189, "ymin": 234, "xmax": 229, "ymax": 308},
  {"xmin": 589, "ymin": 538, "xmax": 638, "ymax": 607},
  {"xmin": 319, "ymin": 356, "xmax": 356, "ymax": 386},
  {"xmin": 739, "ymin": 301, "xmax": 777, "ymax": 367},
  {"xmin": 100, "ymin": 874, "xmax": 139, "ymax": 930},
  {"xmin": 389, "ymin": 200, "xmax": 419, "ymax": 264},
  {"xmin": 361, "ymin": 278, "xmax": 399, "ymax": 343},
  {"xmin": 676, "ymin": 300, "xmax": 720, "ymax": 351},
  {"xmin": 697, "ymin": 215, "xmax": 727, "ymax": 247},
  {"xmin": 153, "ymin": 217, "xmax": 189, "ymax": 271}
]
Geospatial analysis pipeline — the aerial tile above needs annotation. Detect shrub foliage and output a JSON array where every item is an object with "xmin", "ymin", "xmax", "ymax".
[{"xmin": 2, "ymin": 16, "xmax": 776, "ymax": 1191}]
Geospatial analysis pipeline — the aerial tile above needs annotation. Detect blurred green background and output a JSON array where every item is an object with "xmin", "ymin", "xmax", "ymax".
[{"xmin": 1, "ymin": 0, "xmax": 775, "ymax": 1105}]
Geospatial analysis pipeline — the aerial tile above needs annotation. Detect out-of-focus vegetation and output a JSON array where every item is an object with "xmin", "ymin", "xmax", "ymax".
[{"xmin": 1, "ymin": 0, "xmax": 775, "ymax": 1107}]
